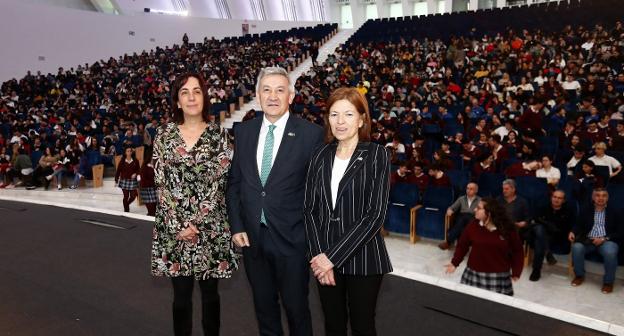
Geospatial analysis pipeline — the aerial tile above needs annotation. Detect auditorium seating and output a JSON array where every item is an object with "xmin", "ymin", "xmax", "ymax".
[
  {"xmin": 385, "ymin": 183, "xmax": 421, "ymax": 242},
  {"xmin": 414, "ymin": 186, "xmax": 454, "ymax": 240}
]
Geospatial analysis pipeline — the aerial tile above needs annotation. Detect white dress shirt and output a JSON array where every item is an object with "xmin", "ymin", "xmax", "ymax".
[
  {"xmin": 257, "ymin": 112, "xmax": 289, "ymax": 175},
  {"xmin": 331, "ymin": 156, "xmax": 351, "ymax": 209}
]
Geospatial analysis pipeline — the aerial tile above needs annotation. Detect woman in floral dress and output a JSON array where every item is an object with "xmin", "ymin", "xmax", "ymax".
[{"xmin": 151, "ymin": 72, "xmax": 238, "ymax": 336}]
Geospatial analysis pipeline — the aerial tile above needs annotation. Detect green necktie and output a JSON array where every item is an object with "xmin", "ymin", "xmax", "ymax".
[{"xmin": 260, "ymin": 124, "xmax": 276, "ymax": 224}]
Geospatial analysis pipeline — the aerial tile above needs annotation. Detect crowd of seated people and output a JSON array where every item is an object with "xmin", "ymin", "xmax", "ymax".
[
  {"xmin": 0, "ymin": 24, "xmax": 336, "ymax": 189},
  {"xmin": 291, "ymin": 10, "xmax": 624, "ymax": 290}
]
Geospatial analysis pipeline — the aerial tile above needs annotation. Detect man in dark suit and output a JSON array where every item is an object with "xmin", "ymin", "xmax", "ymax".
[{"xmin": 227, "ymin": 67, "xmax": 324, "ymax": 336}]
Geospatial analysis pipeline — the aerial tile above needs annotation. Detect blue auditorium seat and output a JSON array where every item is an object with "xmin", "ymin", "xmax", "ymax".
[
  {"xmin": 514, "ymin": 176, "xmax": 550, "ymax": 217},
  {"xmin": 386, "ymin": 183, "xmax": 421, "ymax": 242},
  {"xmin": 593, "ymin": 165, "xmax": 611, "ymax": 186},
  {"xmin": 415, "ymin": 186, "xmax": 454, "ymax": 240},
  {"xmin": 477, "ymin": 173, "xmax": 505, "ymax": 198},
  {"xmin": 607, "ymin": 184, "xmax": 624, "ymax": 208},
  {"xmin": 446, "ymin": 169, "xmax": 469, "ymax": 195},
  {"xmin": 539, "ymin": 136, "xmax": 559, "ymax": 158}
]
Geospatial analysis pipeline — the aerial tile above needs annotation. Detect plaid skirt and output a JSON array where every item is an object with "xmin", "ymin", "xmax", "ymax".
[
  {"xmin": 460, "ymin": 267, "xmax": 514, "ymax": 296},
  {"xmin": 118, "ymin": 178, "xmax": 138, "ymax": 190},
  {"xmin": 140, "ymin": 187, "xmax": 158, "ymax": 203}
]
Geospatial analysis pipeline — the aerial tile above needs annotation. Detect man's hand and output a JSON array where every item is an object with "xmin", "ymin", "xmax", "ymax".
[
  {"xmin": 232, "ymin": 232, "xmax": 250, "ymax": 247},
  {"xmin": 592, "ymin": 237, "xmax": 606, "ymax": 246},
  {"xmin": 444, "ymin": 263, "xmax": 456, "ymax": 274},
  {"xmin": 515, "ymin": 221, "xmax": 527, "ymax": 228},
  {"xmin": 568, "ymin": 232, "xmax": 575, "ymax": 243},
  {"xmin": 176, "ymin": 224, "xmax": 200, "ymax": 243},
  {"xmin": 446, "ymin": 209, "xmax": 454, "ymax": 217}
]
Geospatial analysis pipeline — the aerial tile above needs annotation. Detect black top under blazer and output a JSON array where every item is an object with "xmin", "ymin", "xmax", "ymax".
[{"xmin": 303, "ymin": 141, "xmax": 393, "ymax": 275}]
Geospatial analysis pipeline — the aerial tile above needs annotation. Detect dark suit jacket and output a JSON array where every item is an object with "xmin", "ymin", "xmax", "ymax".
[
  {"xmin": 574, "ymin": 206, "xmax": 622, "ymax": 243},
  {"xmin": 227, "ymin": 115, "xmax": 324, "ymax": 255},
  {"xmin": 303, "ymin": 141, "xmax": 393, "ymax": 275}
]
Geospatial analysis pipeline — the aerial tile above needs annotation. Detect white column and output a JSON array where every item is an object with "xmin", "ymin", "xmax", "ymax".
[
  {"xmin": 377, "ymin": 2, "xmax": 389, "ymax": 18},
  {"xmin": 445, "ymin": 0, "xmax": 453, "ymax": 13},
  {"xmin": 351, "ymin": 2, "xmax": 365, "ymax": 28},
  {"xmin": 402, "ymin": 0, "xmax": 412, "ymax": 16},
  {"xmin": 427, "ymin": 0, "xmax": 437, "ymax": 14},
  {"xmin": 469, "ymin": 0, "xmax": 478, "ymax": 11}
]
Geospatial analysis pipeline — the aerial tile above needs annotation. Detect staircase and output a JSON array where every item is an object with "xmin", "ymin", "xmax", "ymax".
[{"xmin": 221, "ymin": 27, "xmax": 358, "ymax": 129}]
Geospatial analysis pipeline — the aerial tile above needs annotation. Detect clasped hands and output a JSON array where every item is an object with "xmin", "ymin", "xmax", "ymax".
[
  {"xmin": 176, "ymin": 224, "xmax": 199, "ymax": 244},
  {"xmin": 311, "ymin": 253, "xmax": 335, "ymax": 286}
]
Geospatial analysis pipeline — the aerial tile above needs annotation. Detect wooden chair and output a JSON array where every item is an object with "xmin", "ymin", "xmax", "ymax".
[
  {"xmin": 114, "ymin": 155, "xmax": 122, "ymax": 170},
  {"xmin": 409, "ymin": 204, "xmax": 424, "ymax": 243},
  {"xmin": 444, "ymin": 213, "xmax": 454, "ymax": 242},
  {"xmin": 523, "ymin": 241, "xmax": 534, "ymax": 267},
  {"xmin": 92, "ymin": 164, "xmax": 104, "ymax": 188},
  {"xmin": 135, "ymin": 146, "xmax": 144, "ymax": 168}
]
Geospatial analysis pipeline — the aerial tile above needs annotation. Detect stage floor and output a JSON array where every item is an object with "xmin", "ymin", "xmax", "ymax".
[{"xmin": 0, "ymin": 201, "xmax": 609, "ymax": 335}]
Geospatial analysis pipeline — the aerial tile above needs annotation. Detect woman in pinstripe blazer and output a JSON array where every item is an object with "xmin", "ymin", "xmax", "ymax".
[{"xmin": 304, "ymin": 88, "xmax": 392, "ymax": 336}]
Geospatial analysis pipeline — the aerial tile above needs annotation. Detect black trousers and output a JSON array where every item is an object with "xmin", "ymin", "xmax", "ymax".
[
  {"xmin": 242, "ymin": 226, "xmax": 312, "ymax": 336},
  {"xmin": 317, "ymin": 273, "xmax": 384, "ymax": 336},
  {"xmin": 446, "ymin": 213, "xmax": 475, "ymax": 244},
  {"xmin": 171, "ymin": 276, "xmax": 220, "ymax": 336}
]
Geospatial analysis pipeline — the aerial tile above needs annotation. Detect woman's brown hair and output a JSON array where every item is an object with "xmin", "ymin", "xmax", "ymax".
[
  {"xmin": 481, "ymin": 197, "xmax": 514, "ymax": 237},
  {"xmin": 323, "ymin": 87, "xmax": 371, "ymax": 143},
  {"xmin": 171, "ymin": 72, "xmax": 211, "ymax": 124}
]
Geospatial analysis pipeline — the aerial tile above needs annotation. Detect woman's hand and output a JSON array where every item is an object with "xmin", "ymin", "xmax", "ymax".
[
  {"xmin": 317, "ymin": 269, "xmax": 336, "ymax": 286},
  {"xmin": 310, "ymin": 253, "xmax": 334, "ymax": 278},
  {"xmin": 512, "ymin": 276, "xmax": 519, "ymax": 282},
  {"xmin": 176, "ymin": 224, "xmax": 200, "ymax": 243},
  {"xmin": 444, "ymin": 263, "xmax": 456, "ymax": 274}
]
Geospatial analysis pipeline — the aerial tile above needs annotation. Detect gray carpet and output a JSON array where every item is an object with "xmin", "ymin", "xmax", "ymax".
[{"xmin": 0, "ymin": 201, "xmax": 607, "ymax": 335}]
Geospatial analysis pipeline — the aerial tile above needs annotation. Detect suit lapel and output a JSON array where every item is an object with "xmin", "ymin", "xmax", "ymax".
[
  {"xmin": 335, "ymin": 143, "xmax": 370, "ymax": 203},
  {"xmin": 248, "ymin": 117, "xmax": 263, "ymax": 187},
  {"xmin": 265, "ymin": 116, "xmax": 299, "ymax": 186},
  {"xmin": 322, "ymin": 144, "xmax": 337, "ymax": 209}
]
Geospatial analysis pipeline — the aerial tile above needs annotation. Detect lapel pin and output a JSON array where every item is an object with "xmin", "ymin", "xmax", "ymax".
[
  {"xmin": 356, "ymin": 157, "xmax": 363, "ymax": 161},
  {"xmin": 288, "ymin": 132, "xmax": 296, "ymax": 137}
]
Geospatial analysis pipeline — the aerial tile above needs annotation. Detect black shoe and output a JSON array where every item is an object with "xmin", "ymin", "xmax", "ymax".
[
  {"xmin": 546, "ymin": 253, "xmax": 557, "ymax": 265},
  {"xmin": 529, "ymin": 269, "xmax": 541, "ymax": 282}
]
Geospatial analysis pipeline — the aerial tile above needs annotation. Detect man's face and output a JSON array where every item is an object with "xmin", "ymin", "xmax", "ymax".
[
  {"xmin": 466, "ymin": 183, "xmax": 478, "ymax": 197},
  {"xmin": 502, "ymin": 184, "xmax": 515, "ymax": 198},
  {"xmin": 257, "ymin": 74, "xmax": 294, "ymax": 120},
  {"xmin": 593, "ymin": 191, "xmax": 609, "ymax": 207},
  {"xmin": 551, "ymin": 191, "xmax": 565, "ymax": 208}
]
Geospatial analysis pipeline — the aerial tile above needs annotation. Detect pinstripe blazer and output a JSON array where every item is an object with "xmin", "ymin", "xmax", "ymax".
[{"xmin": 303, "ymin": 141, "xmax": 393, "ymax": 276}]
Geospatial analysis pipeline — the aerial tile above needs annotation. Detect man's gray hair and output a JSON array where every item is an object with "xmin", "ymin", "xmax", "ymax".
[
  {"xmin": 502, "ymin": 179, "xmax": 516, "ymax": 189},
  {"xmin": 255, "ymin": 66, "xmax": 295, "ymax": 94}
]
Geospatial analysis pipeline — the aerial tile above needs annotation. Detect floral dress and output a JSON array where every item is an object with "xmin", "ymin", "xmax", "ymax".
[{"xmin": 151, "ymin": 122, "xmax": 238, "ymax": 280}]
